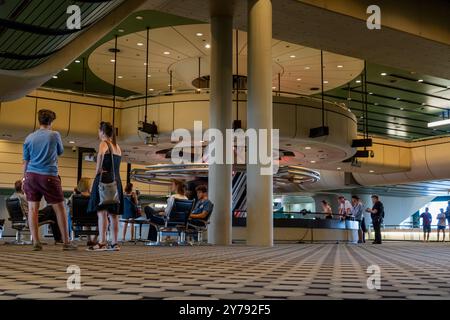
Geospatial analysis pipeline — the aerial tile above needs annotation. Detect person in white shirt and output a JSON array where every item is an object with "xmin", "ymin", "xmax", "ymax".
[
  {"xmin": 437, "ymin": 208, "xmax": 447, "ymax": 242},
  {"xmin": 145, "ymin": 179, "xmax": 188, "ymax": 241},
  {"xmin": 338, "ymin": 196, "xmax": 352, "ymax": 220}
]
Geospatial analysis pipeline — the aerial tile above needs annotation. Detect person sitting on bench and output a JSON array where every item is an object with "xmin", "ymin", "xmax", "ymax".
[
  {"xmin": 145, "ymin": 179, "xmax": 188, "ymax": 241},
  {"xmin": 188, "ymin": 185, "xmax": 213, "ymax": 228},
  {"xmin": 10, "ymin": 180, "xmax": 62, "ymax": 243}
]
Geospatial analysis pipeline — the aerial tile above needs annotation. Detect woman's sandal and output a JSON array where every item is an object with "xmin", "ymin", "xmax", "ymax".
[{"xmin": 86, "ymin": 242, "xmax": 108, "ymax": 251}]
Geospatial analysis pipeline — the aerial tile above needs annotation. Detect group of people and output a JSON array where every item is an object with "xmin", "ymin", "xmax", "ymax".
[
  {"xmin": 321, "ymin": 195, "xmax": 385, "ymax": 244},
  {"xmin": 12, "ymin": 108, "xmax": 213, "ymax": 251},
  {"xmin": 419, "ymin": 204, "xmax": 450, "ymax": 242}
]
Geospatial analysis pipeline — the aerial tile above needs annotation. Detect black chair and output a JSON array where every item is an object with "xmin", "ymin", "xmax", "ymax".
[
  {"xmin": 70, "ymin": 195, "xmax": 98, "ymax": 239},
  {"xmin": 120, "ymin": 196, "xmax": 149, "ymax": 243},
  {"xmin": 0, "ymin": 218, "xmax": 5, "ymax": 239},
  {"xmin": 186, "ymin": 203, "xmax": 214, "ymax": 244},
  {"xmin": 147, "ymin": 199, "xmax": 194, "ymax": 246},
  {"xmin": 5, "ymin": 198, "xmax": 30, "ymax": 244}
]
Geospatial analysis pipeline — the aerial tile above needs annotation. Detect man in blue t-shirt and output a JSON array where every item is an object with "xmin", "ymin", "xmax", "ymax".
[
  {"xmin": 445, "ymin": 201, "xmax": 450, "ymax": 232},
  {"xmin": 420, "ymin": 207, "xmax": 432, "ymax": 242},
  {"xmin": 188, "ymin": 185, "xmax": 214, "ymax": 238},
  {"xmin": 22, "ymin": 109, "xmax": 76, "ymax": 251}
]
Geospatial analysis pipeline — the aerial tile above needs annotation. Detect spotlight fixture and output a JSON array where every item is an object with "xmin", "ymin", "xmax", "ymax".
[
  {"xmin": 110, "ymin": 59, "xmax": 115, "ymax": 63},
  {"xmin": 136, "ymin": 16, "xmax": 143, "ymax": 20},
  {"xmin": 304, "ymin": 66, "xmax": 310, "ymax": 70},
  {"xmin": 417, "ymin": 79, "xmax": 424, "ymax": 82},
  {"xmin": 205, "ymin": 44, "xmax": 211, "ymax": 49},
  {"xmin": 163, "ymin": 51, "xmax": 170, "ymax": 55},
  {"xmin": 337, "ymin": 65, "xmax": 343, "ymax": 68},
  {"xmin": 196, "ymin": 32, "xmax": 203, "ymax": 36},
  {"xmin": 289, "ymin": 55, "xmax": 296, "ymax": 58},
  {"xmin": 52, "ymin": 75, "xmax": 58, "ymax": 79},
  {"xmin": 137, "ymin": 42, "xmax": 144, "ymax": 46},
  {"xmin": 63, "ymin": 68, "xmax": 69, "ymax": 71},
  {"xmin": 380, "ymin": 72, "xmax": 387, "ymax": 76},
  {"xmin": 75, "ymin": 60, "xmax": 81, "ymax": 63}
]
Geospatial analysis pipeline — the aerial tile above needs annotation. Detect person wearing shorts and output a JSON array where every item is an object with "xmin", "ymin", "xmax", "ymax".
[
  {"xmin": 437, "ymin": 208, "xmax": 446, "ymax": 242},
  {"xmin": 23, "ymin": 109, "xmax": 76, "ymax": 251},
  {"xmin": 419, "ymin": 208, "xmax": 432, "ymax": 242}
]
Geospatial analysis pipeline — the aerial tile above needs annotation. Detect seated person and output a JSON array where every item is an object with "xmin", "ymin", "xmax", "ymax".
[
  {"xmin": 188, "ymin": 185, "xmax": 213, "ymax": 228},
  {"xmin": 10, "ymin": 180, "xmax": 62, "ymax": 243},
  {"xmin": 145, "ymin": 179, "xmax": 188, "ymax": 241},
  {"xmin": 67, "ymin": 177, "xmax": 96, "ymax": 245}
]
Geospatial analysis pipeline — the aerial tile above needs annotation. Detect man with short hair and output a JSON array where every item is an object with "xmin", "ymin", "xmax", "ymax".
[
  {"xmin": 338, "ymin": 196, "xmax": 352, "ymax": 220},
  {"xmin": 23, "ymin": 109, "xmax": 76, "ymax": 251},
  {"xmin": 187, "ymin": 185, "xmax": 213, "ymax": 241},
  {"xmin": 420, "ymin": 207, "xmax": 432, "ymax": 242},
  {"xmin": 351, "ymin": 195, "xmax": 364, "ymax": 243},
  {"xmin": 366, "ymin": 195, "xmax": 384, "ymax": 244}
]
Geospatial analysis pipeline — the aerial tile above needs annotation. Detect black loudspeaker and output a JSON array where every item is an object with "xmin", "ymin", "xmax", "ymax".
[
  {"xmin": 233, "ymin": 120, "xmax": 242, "ymax": 130},
  {"xmin": 351, "ymin": 138, "xmax": 373, "ymax": 148},
  {"xmin": 354, "ymin": 150, "xmax": 370, "ymax": 158},
  {"xmin": 309, "ymin": 126, "xmax": 329, "ymax": 138}
]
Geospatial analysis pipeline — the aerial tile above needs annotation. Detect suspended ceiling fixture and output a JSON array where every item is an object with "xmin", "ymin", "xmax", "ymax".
[{"xmin": 88, "ymin": 24, "xmax": 364, "ymax": 95}]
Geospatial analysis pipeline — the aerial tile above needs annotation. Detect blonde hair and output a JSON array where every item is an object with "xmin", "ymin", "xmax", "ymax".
[{"xmin": 77, "ymin": 177, "xmax": 91, "ymax": 193}]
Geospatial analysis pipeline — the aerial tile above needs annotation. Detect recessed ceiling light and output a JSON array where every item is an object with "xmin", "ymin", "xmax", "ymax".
[
  {"xmin": 305, "ymin": 146, "xmax": 311, "ymax": 150},
  {"xmin": 110, "ymin": 59, "xmax": 115, "ymax": 63},
  {"xmin": 196, "ymin": 32, "xmax": 203, "ymax": 37},
  {"xmin": 74, "ymin": 60, "xmax": 81, "ymax": 63},
  {"xmin": 369, "ymin": 92, "xmax": 373, "ymax": 95},
  {"xmin": 63, "ymin": 68, "xmax": 69, "ymax": 71},
  {"xmin": 337, "ymin": 65, "xmax": 343, "ymax": 68},
  {"xmin": 296, "ymin": 78, "xmax": 301, "ymax": 81},
  {"xmin": 52, "ymin": 75, "xmax": 58, "ymax": 79},
  {"xmin": 163, "ymin": 51, "xmax": 170, "ymax": 55},
  {"xmin": 147, "ymin": 74, "xmax": 151, "ymax": 77},
  {"xmin": 400, "ymin": 107, "xmax": 404, "ymax": 110},
  {"xmin": 144, "ymin": 62, "xmax": 147, "ymax": 66},
  {"xmin": 304, "ymin": 66, "xmax": 310, "ymax": 70},
  {"xmin": 396, "ymin": 97, "xmax": 401, "ymax": 100},
  {"xmin": 205, "ymin": 44, "xmax": 211, "ymax": 49},
  {"xmin": 118, "ymin": 75, "xmax": 123, "ymax": 79},
  {"xmin": 118, "ymin": 29, "xmax": 124, "ymax": 33},
  {"xmin": 69, "ymin": 141, "xmax": 75, "ymax": 144},
  {"xmin": 380, "ymin": 72, "xmax": 387, "ymax": 76},
  {"xmin": 421, "ymin": 102, "xmax": 426, "ymax": 106},
  {"xmin": 272, "ymin": 86, "xmax": 276, "ymax": 89},
  {"xmin": 289, "ymin": 55, "xmax": 296, "ymax": 58},
  {"xmin": 149, "ymin": 88, "xmax": 154, "ymax": 91},
  {"xmin": 369, "ymin": 170, "xmax": 375, "ymax": 173},
  {"xmin": 137, "ymin": 42, "xmax": 144, "ymax": 46},
  {"xmin": 356, "ymin": 80, "xmax": 361, "ymax": 83},
  {"xmin": 347, "ymin": 97, "xmax": 352, "ymax": 101},
  {"xmin": 136, "ymin": 16, "xmax": 143, "ymax": 20},
  {"xmin": 337, "ymin": 167, "xmax": 342, "ymax": 170},
  {"xmin": 374, "ymin": 102, "xmax": 379, "ymax": 105},
  {"xmin": 417, "ymin": 79, "xmax": 424, "ymax": 82},
  {"xmin": 323, "ymin": 80, "xmax": 328, "ymax": 84},
  {"xmin": 310, "ymin": 160, "xmax": 316, "ymax": 163}
]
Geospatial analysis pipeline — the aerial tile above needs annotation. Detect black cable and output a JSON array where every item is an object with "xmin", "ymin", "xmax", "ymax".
[
  {"xmin": 320, "ymin": 50, "xmax": 325, "ymax": 127},
  {"xmin": 112, "ymin": 35, "xmax": 117, "ymax": 127},
  {"xmin": 144, "ymin": 27, "xmax": 149, "ymax": 123}
]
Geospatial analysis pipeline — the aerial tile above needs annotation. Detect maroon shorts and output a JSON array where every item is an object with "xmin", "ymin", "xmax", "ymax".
[{"xmin": 23, "ymin": 172, "xmax": 64, "ymax": 204}]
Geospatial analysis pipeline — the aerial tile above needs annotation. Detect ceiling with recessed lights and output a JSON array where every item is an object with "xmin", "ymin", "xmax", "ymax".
[
  {"xmin": 87, "ymin": 24, "xmax": 363, "ymax": 95},
  {"xmin": 2, "ymin": 7, "xmax": 448, "ymax": 142}
]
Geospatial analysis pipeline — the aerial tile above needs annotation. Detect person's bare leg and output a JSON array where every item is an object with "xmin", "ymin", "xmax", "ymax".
[
  {"xmin": 122, "ymin": 221, "xmax": 128, "ymax": 241},
  {"xmin": 51, "ymin": 202, "xmax": 70, "ymax": 244},
  {"xmin": 358, "ymin": 229, "xmax": 363, "ymax": 243},
  {"xmin": 109, "ymin": 214, "xmax": 119, "ymax": 245},
  {"xmin": 437, "ymin": 230, "xmax": 440, "ymax": 242},
  {"xmin": 131, "ymin": 221, "xmax": 135, "ymax": 241},
  {"xmin": 443, "ymin": 230, "xmax": 445, "ymax": 242},
  {"xmin": 28, "ymin": 202, "xmax": 40, "ymax": 244},
  {"xmin": 97, "ymin": 211, "xmax": 108, "ymax": 244}
]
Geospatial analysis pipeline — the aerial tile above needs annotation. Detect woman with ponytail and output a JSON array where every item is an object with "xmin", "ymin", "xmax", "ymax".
[{"xmin": 87, "ymin": 121, "xmax": 124, "ymax": 251}]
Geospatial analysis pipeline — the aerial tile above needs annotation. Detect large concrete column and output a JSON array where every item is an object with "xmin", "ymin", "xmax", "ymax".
[
  {"xmin": 247, "ymin": 0, "xmax": 273, "ymax": 246},
  {"xmin": 208, "ymin": 1, "xmax": 233, "ymax": 245}
]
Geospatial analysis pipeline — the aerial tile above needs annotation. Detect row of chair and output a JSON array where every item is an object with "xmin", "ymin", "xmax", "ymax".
[{"xmin": 3, "ymin": 195, "xmax": 213, "ymax": 246}]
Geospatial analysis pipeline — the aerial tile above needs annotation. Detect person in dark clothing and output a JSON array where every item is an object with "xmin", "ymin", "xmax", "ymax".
[
  {"xmin": 87, "ymin": 122, "xmax": 123, "ymax": 251},
  {"xmin": 366, "ymin": 195, "xmax": 384, "ymax": 244}
]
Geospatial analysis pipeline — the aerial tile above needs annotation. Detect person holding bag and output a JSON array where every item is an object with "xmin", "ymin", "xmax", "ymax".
[{"xmin": 87, "ymin": 122, "xmax": 124, "ymax": 251}]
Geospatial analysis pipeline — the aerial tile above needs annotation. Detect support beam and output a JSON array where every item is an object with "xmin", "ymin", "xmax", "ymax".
[
  {"xmin": 246, "ymin": 0, "xmax": 273, "ymax": 246},
  {"xmin": 208, "ymin": 0, "xmax": 234, "ymax": 245}
]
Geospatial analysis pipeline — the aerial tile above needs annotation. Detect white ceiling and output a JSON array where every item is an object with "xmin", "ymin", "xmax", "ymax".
[{"xmin": 89, "ymin": 24, "xmax": 364, "ymax": 95}]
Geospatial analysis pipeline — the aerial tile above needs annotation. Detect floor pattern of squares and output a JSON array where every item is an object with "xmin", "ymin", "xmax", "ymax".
[{"xmin": 0, "ymin": 242, "xmax": 450, "ymax": 300}]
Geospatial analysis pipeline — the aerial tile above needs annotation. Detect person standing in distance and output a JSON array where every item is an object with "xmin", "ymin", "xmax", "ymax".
[
  {"xmin": 365, "ymin": 195, "xmax": 384, "ymax": 244},
  {"xmin": 23, "ymin": 109, "xmax": 77, "ymax": 251}
]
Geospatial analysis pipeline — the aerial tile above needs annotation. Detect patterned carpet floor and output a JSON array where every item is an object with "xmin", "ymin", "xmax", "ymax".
[{"xmin": 0, "ymin": 241, "xmax": 450, "ymax": 300}]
